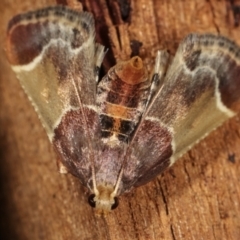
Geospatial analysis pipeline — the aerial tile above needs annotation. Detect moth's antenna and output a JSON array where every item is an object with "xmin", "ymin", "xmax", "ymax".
[
  {"xmin": 91, "ymin": 44, "xmax": 106, "ymax": 194},
  {"xmin": 113, "ymin": 167, "xmax": 124, "ymax": 196},
  {"xmin": 71, "ymin": 29, "xmax": 106, "ymax": 196},
  {"xmin": 128, "ymin": 50, "xmax": 169, "ymax": 145},
  {"xmin": 70, "ymin": 74, "xmax": 98, "ymax": 194}
]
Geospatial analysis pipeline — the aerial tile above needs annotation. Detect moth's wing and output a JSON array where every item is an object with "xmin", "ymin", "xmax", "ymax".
[
  {"xmin": 6, "ymin": 6, "xmax": 104, "ymax": 184},
  {"xmin": 122, "ymin": 34, "xmax": 240, "ymax": 190}
]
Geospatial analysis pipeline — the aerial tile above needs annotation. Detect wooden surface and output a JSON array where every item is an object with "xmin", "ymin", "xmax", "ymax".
[{"xmin": 1, "ymin": 0, "xmax": 240, "ymax": 239}]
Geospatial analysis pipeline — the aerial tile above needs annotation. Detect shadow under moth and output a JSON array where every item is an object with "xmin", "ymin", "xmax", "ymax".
[{"xmin": 6, "ymin": 5, "xmax": 240, "ymax": 213}]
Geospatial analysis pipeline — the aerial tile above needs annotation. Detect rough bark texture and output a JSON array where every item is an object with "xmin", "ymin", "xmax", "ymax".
[{"xmin": 1, "ymin": 0, "xmax": 240, "ymax": 239}]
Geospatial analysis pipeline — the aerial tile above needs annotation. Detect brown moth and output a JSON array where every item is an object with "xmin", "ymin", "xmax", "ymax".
[{"xmin": 6, "ymin": 5, "xmax": 240, "ymax": 213}]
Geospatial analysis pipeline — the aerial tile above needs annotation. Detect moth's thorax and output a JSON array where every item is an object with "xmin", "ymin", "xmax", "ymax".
[{"xmin": 97, "ymin": 56, "xmax": 151, "ymax": 145}]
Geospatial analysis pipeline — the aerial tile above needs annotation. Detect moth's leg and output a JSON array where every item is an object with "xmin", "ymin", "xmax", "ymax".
[
  {"xmin": 146, "ymin": 50, "xmax": 170, "ymax": 106},
  {"xmin": 94, "ymin": 44, "xmax": 106, "ymax": 83},
  {"xmin": 56, "ymin": 158, "xmax": 68, "ymax": 174}
]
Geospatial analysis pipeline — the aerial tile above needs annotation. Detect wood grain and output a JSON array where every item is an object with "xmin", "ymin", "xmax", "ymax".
[{"xmin": 0, "ymin": 0, "xmax": 240, "ymax": 239}]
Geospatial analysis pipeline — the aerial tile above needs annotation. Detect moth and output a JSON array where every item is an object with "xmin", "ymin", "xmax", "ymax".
[{"xmin": 6, "ymin": 5, "xmax": 240, "ymax": 213}]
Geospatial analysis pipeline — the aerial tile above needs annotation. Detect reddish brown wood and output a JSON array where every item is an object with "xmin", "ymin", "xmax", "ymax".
[{"xmin": 0, "ymin": 0, "xmax": 240, "ymax": 239}]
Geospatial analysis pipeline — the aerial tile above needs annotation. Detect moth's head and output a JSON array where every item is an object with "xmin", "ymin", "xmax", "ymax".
[{"xmin": 88, "ymin": 185, "xmax": 119, "ymax": 214}]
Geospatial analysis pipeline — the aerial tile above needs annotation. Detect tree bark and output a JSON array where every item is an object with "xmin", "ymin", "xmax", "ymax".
[{"xmin": 1, "ymin": 0, "xmax": 240, "ymax": 239}]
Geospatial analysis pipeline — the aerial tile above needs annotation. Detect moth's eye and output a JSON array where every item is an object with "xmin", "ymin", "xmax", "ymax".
[
  {"xmin": 111, "ymin": 197, "xmax": 119, "ymax": 210},
  {"xmin": 88, "ymin": 194, "xmax": 96, "ymax": 208}
]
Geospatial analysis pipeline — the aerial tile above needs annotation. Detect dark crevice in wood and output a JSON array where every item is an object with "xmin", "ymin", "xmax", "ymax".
[
  {"xmin": 207, "ymin": 0, "xmax": 220, "ymax": 33},
  {"xmin": 170, "ymin": 224, "xmax": 177, "ymax": 240},
  {"xmin": 117, "ymin": 0, "xmax": 131, "ymax": 22},
  {"xmin": 159, "ymin": 179, "xmax": 169, "ymax": 215}
]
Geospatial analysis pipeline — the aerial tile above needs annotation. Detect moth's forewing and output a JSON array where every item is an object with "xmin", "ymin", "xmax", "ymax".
[
  {"xmin": 6, "ymin": 6, "xmax": 105, "ymax": 186},
  {"xmin": 122, "ymin": 34, "xmax": 240, "ymax": 189}
]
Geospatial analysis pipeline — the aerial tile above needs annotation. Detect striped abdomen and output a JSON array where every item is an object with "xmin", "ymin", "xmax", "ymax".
[{"xmin": 97, "ymin": 56, "xmax": 151, "ymax": 144}]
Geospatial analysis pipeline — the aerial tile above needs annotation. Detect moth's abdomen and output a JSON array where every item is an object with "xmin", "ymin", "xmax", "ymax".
[{"xmin": 97, "ymin": 57, "xmax": 150, "ymax": 143}]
